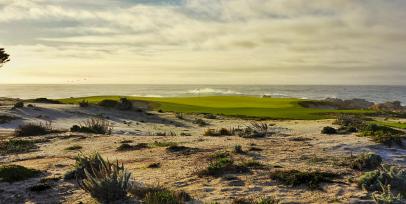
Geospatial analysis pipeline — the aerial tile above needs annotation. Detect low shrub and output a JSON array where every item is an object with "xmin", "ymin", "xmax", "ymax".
[
  {"xmin": 13, "ymin": 101, "xmax": 24, "ymax": 109},
  {"xmin": 64, "ymin": 153, "xmax": 105, "ymax": 180},
  {"xmin": 15, "ymin": 122, "xmax": 53, "ymax": 136},
  {"xmin": 166, "ymin": 145, "xmax": 199, "ymax": 155},
  {"xmin": 193, "ymin": 118, "xmax": 209, "ymax": 127},
  {"xmin": 175, "ymin": 113, "xmax": 184, "ymax": 120},
  {"xmin": 79, "ymin": 100, "xmax": 89, "ymax": 108},
  {"xmin": 147, "ymin": 163, "xmax": 161, "ymax": 168},
  {"xmin": 270, "ymin": 170, "xmax": 340, "ymax": 189},
  {"xmin": 350, "ymin": 152, "xmax": 382, "ymax": 171},
  {"xmin": 143, "ymin": 189, "xmax": 180, "ymax": 204},
  {"xmin": 234, "ymin": 145, "xmax": 245, "ymax": 154},
  {"xmin": 321, "ymin": 126, "xmax": 337, "ymax": 134},
  {"xmin": 97, "ymin": 98, "xmax": 133, "ymax": 110},
  {"xmin": 98, "ymin": 99, "xmax": 119, "ymax": 108},
  {"xmin": 204, "ymin": 128, "xmax": 233, "ymax": 136},
  {"xmin": 32, "ymin": 98, "xmax": 61, "ymax": 104},
  {"xmin": 239, "ymin": 160, "xmax": 267, "ymax": 169},
  {"xmin": 116, "ymin": 143, "xmax": 148, "ymax": 151},
  {"xmin": 152, "ymin": 141, "xmax": 178, "ymax": 147},
  {"xmin": 117, "ymin": 98, "xmax": 133, "ymax": 111},
  {"xmin": 359, "ymin": 124, "xmax": 405, "ymax": 146},
  {"xmin": 0, "ymin": 139, "xmax": 38, "ymax": 154},
  {"xmin": 334, "ymin": 114, "xmax": 367, "ymax": 130},
  {"xmin": 70, "ymin": 118, "xmax": 113, "ymax": 135},
  {"xmin": 236, "ymin": 122, "xmax": 271, "ymax": 138},
  {"xmin": 233, "ymin": 197, "xmax": 278, "ymax": 204},
  {"xmin": 0, "ymin": 165, "xmax": 41, "ymax": 182},
  {"xmin": 357, "ymin": 165, "xmax": 406, "ymax": 195},
  {"xmin": 28, "ymin": 183, "xmax": 52, "ymax": 192},
  {"xmin": 65, "ymin": 145, "xmax": 82, "ymax": 151},
  {"xmin": 203, "ymin": 114, "xmax": 217, "ymax": 119},
  {"xmin": 77, "ymin": 153, "xmax": 132, "ymax": 203},
  {"xmin": 0, "ymin": 114, "xmax": 18, "ymax": 124},
  {"xmin": 199, "ymin": 152, "xmax": 249, "ymax": 177}
]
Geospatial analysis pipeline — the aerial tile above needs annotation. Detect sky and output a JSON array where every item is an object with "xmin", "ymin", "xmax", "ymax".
[{"xmin": 0, "ymin": 0, "xmax": 406, "ymax": 85}]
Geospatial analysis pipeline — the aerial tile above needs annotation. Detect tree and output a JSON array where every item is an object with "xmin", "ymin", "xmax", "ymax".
[{"xmin": 0, "ymin": 48, "xmax": 10, "ymax": 68}]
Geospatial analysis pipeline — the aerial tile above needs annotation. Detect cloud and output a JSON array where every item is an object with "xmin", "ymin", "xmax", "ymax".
[{"xmin": 0, "ymin": 0, "xmax": 406, "ymax": 84}]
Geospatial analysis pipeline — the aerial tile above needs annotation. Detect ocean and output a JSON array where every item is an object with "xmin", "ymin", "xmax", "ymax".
[{"xmin": 0, "ymin": 84, "xmax": 406, "ymax": 104}]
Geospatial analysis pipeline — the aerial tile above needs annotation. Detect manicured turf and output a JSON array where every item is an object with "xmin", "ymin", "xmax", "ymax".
[
  {"xmin": 373, "ymin": 121, "xmax": 406, "ymax": 129},
  {"xmin": 58, "ymin": 96, "xmax": 372, "ymax": 120}
]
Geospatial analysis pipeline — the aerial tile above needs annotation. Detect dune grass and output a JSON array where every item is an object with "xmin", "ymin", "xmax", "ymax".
[{"xmin": 58, "ymin": 96, "xmax": 372, "ymax": 120}]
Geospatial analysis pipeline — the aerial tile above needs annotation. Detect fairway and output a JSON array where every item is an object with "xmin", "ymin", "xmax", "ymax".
[{"xmin": 59, "ymin": 96, "xmax": 372, "ymax": 120}]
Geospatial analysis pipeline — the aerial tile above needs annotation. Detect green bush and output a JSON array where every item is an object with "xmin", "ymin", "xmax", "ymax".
[
  {"xmin": 15, "ymin": 122, "xmax": 53, "ymax": 136},
  {"xmin": 0, "ymin": 165, "xmax": 41, "ymax": 182},
  {"xmin": 357, "ymin": 165, "xmax": 406, "ymax": 195},
  {"xmin": 116, "ymin": 143, "xmax": 148, "ymax": 151},
  {"xmin": 166, "ymin": 145, "xmax": 199, "ymax": 155},
  {"xmin": 321, "ymin": 126, "xmax": 337, "ymax": 134},
  {"xmin": 64, "ymin": 153, "xmax": 106, "ymax": 180},
  {"xmin": 0, "ymin": 139, "xmax": 38, "ymax": 154},
  {"xmin": 350, "ymin": 152, "xmax": 382, "ymax": 171},
  {"xmin": 236, "ymin": 122, "xmax": 271, "ymax": 138},
  {"xmin": 270, "ymin": 170, "xmax": 340, "ymax": 189},
  {"xmin": 360, "ymin": 124, "xmax": 405, "ymax": 146},
  {"xmin": 77, "ymin": 153, "xmax": 132, "ymax": 203},
  {"xmin": 32, "ymin": 98, "xmax": 61, "ymax": 104},
  {"xmin": 79, "ymin": 100, "xmax": 89, "ymax": 108}
]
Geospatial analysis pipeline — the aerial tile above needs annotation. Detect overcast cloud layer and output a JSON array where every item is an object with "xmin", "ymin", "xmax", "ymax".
[{"xmin": 0, "ymin": 0, "xmax": 405, "ymax": 84}]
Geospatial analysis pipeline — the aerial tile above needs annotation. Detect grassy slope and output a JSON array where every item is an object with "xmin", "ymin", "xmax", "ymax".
[
  {"xmin": 59, "ymin": 96, "xmax": 372, "ymax": 120},
  {"xmin": 373, "ymin": 121, "xmax": 406, "ymax": 129}
]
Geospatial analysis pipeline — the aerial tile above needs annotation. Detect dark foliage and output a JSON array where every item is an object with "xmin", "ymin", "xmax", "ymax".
[
  {"xmin": 321, "ymin": 126, "xmax": 337, "ymax": 134},
  {"xmin": 15, "ymin": 122, "xmax": 53, "ymax": 136},
  {"xmin": 0, "ymin": 165, "xmax": 41, "ymax": 182},
  {"xmin": 0, "ymin": 48, "xmax": 10, "ymax": 67},
  {"xmin": 32, "ymin": 98, "xmax": 62, "ymax": 104},
  {"xmin": 270, "ymin": 170, "xmax": 340, "ymax": 189}
]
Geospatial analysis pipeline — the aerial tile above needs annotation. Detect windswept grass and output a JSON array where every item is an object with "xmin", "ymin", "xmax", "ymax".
[{"xmin": 58, "ymin": 96, "xmax": 373, "ymax": 120}]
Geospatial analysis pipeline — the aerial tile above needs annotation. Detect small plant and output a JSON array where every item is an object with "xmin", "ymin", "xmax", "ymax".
[
  {"xmin": 15, "ymin": 122, "xmax": 53, "ymax": 136},
  {"xmin": 77, "ymin": 154, "xmax": 132, "ymax": 203},
  {"xmin": 236, "ymin": 122, "xmax": 271, "ymax": 138},
  {"xmin": 13, "ymin": 101, "xmax": 24, "ymax": 109},
  {"xmin": 270, "ymin": 170, "xmax": 340, "ymax": 189},
  {"xmin": 321, "ymin": 126, "xmax": 337, "ymax": 134},
  {"xmin": 204, "ymin": 128, "xmax": 233, "ymax": 136},
  {"xmin": 70, "ymin": 118, "xmax": 113, "ymax": 135},
  {"xmin": 0, "ymin": 139, "xmax": 38, "ymax": 154},
  {"xmin": 175, "ymin": 113, "xmax": 184, "ymax": 120},
  {"xmin": 65, "ymin": 145, "xmax": 82, "ymax": 151},
  {"xmin": 334, "ymin": 114, "xmax": 366, "ymax": 130},
  {"xmin": 203, "ymin": 114, "xmax": 217, "ymax": 119},
  {"xmin": 0, "ymin": 165, "xmax": 41, "ymax": 182},
  {"xmin": 199, "ymin": 152, "xmax": 249, "ymax": 177},
  {"xmin": 64, "ymin": 153, "xmax": 106, "ymax": 180},
  {"xmin": 372, "ymin": 184, "xmax": 404, "ymax": 204},
  {"xmin": 143, "ymin": 189, "xmax": 180, "ymax": 204},
  {"xmin": 193, "ymin": 118, "xmax": 209, "ymax": 126},
  {"xmin": 234, "ymin": 145, "xmax": 245, "ymax": 154},
  {"xmin": 79, "ymin": 100, "xmax": 89, "ymax": 108},
  {"xmin": 233, "ymin": 197, "xmax": 278, "ymax": 204},
  {"xmin": 350, "ymin": 152, "xmax": 382, "ymax": 171}
]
